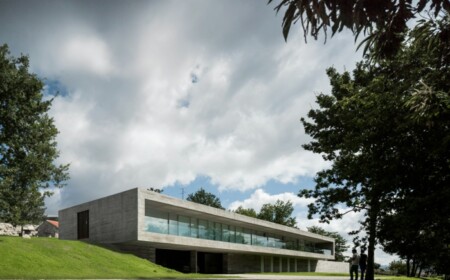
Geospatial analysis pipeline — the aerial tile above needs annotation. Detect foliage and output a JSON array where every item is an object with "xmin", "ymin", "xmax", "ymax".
[
  {"xmin": 147, "ymin": 187, "xmax": 163, "ymax": 193},
  {"xmin": 269, "ymin": 0, "xmax": 450, "ymax": 59},
  {"xmin": 234, "ymin": 200, "xmax": 297, "ymax": 227},
  {"xmin": 186, "ymin": 188, "xmax": 225, "ymax": 209},
  {"xmin": 307, "ymin": 225, "xmax": 348, "ymax": 261},
  {"xmin": 298, "ymin": 16, "xmax": 449, "ymax": 280},
  {"xmin": 389, "ymin": 260, "xmax": 408, "ymax": 276},
  {"xmin": 234, "ymin": 206, "xmax": 257, "ymax": 218},
  {"xmin": 0, "ymin": 45, "xmax": 69, "ymax": 227},
  {"xmin": 257, "ymin": 199, "xmax": 297, "ymax": 227}
]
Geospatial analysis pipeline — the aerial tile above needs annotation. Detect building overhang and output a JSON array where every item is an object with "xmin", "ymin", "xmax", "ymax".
[{"xmin": 136, "ymin": 232, "xmax": 333, "ymax": 259}]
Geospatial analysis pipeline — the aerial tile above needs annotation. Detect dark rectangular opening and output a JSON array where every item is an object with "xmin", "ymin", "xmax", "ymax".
[
  {"xmin": 198, "ymin": 252, "xmax": 223, "ymax": 274},
  {"xmin": 155, "ymin": 249, "xmax": 191, "ymax": 273},
  {"xmin": 77, "ymin": 210, "xmax": 89, "ymax": 239}
]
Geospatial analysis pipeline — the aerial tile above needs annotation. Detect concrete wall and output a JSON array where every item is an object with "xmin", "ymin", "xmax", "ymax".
[
  {"xmin": 106, "ymin": 243, "xmax": 156, "ymax": 261},
  {"xmin": 59, "ymin": 188, "xmax": 138, "ymax": 243},
  {"xmin": 315, "ymin": 260, "xmax": 349, "ymax": 273},
  {"xmin": 226, "ymin": 253, "xmax": 261, "ymax": 273},
  {"xmin": 225, "ymin": 254, "xmax": 337, "ymax": 273}
]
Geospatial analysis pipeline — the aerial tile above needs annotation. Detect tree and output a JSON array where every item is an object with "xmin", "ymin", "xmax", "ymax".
[
  {"xmin": 298, "ymin": 17, "xmax": 449, "ymax": 280},
  {"xmin": 307, "ymin": 225, "xmax": 348, "ymax": 261},
  {"xmin": 0, "ymin": 45, "xmax": 69, "ymax": 230},
  {"xmin": 269, "ymin": 0, "xmax": 450, "ymax": 59},
  {"xmin": 186, "ymin": 188, "xmax": 225, "ymax": 209},
  {"xmin": 234, "ymin": 206, "xmax": 257, "ymax": 218},
  {"xmin": 257, "ymin": 199, "xmax": 297, "ymax": 227},
  {"xmin": 389, "ymin": 260, "xmax": 408, "ymax": 276}
]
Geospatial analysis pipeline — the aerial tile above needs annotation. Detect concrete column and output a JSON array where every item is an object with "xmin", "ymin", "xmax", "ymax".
[
  {"xmin": 261, "ymin": 255, "xmax": 264, "ymax": 272},
  {"xmin": 308, "ymin": 259, "xmax": 311, "ymax": 272},
  {"xmin": 287, "ymin": 258, "xmax": 290, "ymax": 272},
  {"xmin": 270, "ymin": 256, "xmax": 273, "ymax": 272},
  {"xmin": 190, "ymin": 251, "xmax": 197, "ymax": 273},
  {"xmin": 279, "ymin": 257, "xmax": 282, "ymax": 272},
  {"xmin": 295, "ymin": 258, "xmax": 297, "ymax": 272}
]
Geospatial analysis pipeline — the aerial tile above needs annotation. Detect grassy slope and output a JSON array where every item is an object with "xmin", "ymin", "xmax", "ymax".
[{"xmin": 0, "ymin": 236, "xmax": 192, "ymax": 279}]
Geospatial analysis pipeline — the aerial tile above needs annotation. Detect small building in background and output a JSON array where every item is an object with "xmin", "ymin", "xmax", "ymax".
[{"xmin": 37, "ymin": 220, "xmax": 59, "ymax": 238}]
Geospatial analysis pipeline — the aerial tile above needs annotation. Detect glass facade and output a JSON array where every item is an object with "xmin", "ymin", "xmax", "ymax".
[{"xmin": 144, "ymin": 203, "xmax": 332, "ymax": 255}]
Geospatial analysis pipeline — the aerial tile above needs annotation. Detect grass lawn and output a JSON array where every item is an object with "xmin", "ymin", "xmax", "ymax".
[
  {"xmin": 252, "ymin": 272, "xmax": 428, "ymax": 280},
  {"xmin": 0, "ymin": 236, "xmax": 218, "ymax": 279},
  {"xmin": 375, "ymin": 277, "xmax": 423, "ymax": 280},
  {"xmin": 253, "ymin": 272, "xmax": 349, "ymax": 276}
]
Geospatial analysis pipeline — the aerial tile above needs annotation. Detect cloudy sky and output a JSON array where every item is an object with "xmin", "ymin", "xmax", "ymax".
[{"xmin": 1, "ymin": 0, "xmax": 395, "ymax": 265}]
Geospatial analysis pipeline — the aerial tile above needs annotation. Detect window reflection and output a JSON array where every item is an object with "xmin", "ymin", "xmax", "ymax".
[{"xmin": 144, "ymin": 201, "xmax": 330, "ymax": 255}]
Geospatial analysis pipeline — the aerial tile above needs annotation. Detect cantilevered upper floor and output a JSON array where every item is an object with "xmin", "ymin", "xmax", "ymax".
[{"xmin": 59, "ymin": 188, "xmax": 335, "ymax": 261}]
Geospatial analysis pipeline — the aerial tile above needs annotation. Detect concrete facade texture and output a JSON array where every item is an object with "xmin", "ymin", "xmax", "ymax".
[{"xmin": 59, "ymin": 188, "xmax": 138, "ymax": 243}]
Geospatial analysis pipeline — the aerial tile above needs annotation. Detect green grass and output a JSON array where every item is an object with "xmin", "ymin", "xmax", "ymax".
[
  {"xmin": 374, "ymin": 277, "xmax": 423, "ymax": 280},
  {"xmin": 0, "ymin": 236, "xmax": 217, "ymax": 279},
  {"xmin": 253, "ymin": 272, "xmax": 426, "ymax": 280},
  {"xmin": 254, "ymin": 272, "xmax": 349, "ymax": 276}
]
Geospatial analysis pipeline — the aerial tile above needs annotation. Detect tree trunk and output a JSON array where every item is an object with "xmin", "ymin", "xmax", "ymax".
[
  {"xmin": 417, "ymin": 265, "xmax": 422, "ymax": 277},
  {"xmin": 406, "ymin": 257, "xmax": 410, "ymax": 277},
  {"xmin": 411, "ymin": 258, "xmax": 416, "ymax": 277},
  {"xmin": 366, "ymin": 206, "xmax": 378, "ymax": 280}
]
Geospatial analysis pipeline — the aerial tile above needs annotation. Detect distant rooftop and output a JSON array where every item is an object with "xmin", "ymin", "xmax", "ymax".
[{"xmin": 47, "ymin": 220, "xmax": 59, "ymax": 228}]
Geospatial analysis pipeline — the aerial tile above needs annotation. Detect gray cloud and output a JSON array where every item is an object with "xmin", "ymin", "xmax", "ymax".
[{"xmin": 0, "ymin": 0, "xmax": 361, "ymax": 211}]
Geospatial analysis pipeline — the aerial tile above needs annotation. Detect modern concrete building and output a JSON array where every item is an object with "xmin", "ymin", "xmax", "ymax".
[{"xmin": 59, "ymin": 188, "xmax": 338, "ymax": 274}]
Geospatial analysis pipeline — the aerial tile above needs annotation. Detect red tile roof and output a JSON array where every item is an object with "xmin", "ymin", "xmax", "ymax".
[{"xmin": 47, "ymin": 220, "xmax": 59, "ymax": 228}]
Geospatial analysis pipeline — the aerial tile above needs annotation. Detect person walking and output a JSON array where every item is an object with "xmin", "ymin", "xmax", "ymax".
[
  {"xmin": 359, "ymin": 248, "xmax": 368, "ymax": 280},
  {"xmin": 350, "ymin": 249, "xmax": 360, "ymax": 280}
]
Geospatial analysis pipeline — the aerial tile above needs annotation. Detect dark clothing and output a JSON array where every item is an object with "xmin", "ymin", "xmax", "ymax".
[
  {"xmin": 350, "ymin": 264, "xmax": 359, "ymax": 280},
  {"xmin": 359, "ymin": 253, "xmax": 367, "ymax": 280}
]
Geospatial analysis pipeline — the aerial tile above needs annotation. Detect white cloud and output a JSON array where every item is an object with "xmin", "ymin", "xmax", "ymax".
[
  {"xmin": 0, "ymin": 1, "xmax": 359, "ymax": 211},
  {"xmin": 60, "ymin": 36, "xmax": 114, "ymax": 76},
  {"xmin": 228, "ymin": 188, "xmax": 315, "ymax": 212}
]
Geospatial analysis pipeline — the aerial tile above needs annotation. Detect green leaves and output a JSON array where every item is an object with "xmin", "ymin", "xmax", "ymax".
[
  {"xmin": 308, "ymin": 225, "xmax": 349, "ymax": 261},
  {"xmin": 298, "ymin": 19, "xmax": 450, "ymax": 277},
  {"xmin": 186, "ymin": 187, "xmax": 225, "ymax": 209},
  {"xmin": 257, "ymin": 199, "xmax": 297, "ymax": 227},
  {"xmin": 234, "ymin": 206, "xmax": 258, "ymax": 218},
  {"xmin": 0, "ymin": 44, "xmax": 69, "ymax": 226},
  {"xmin": 270, "ymin": 0, "xmax": 450, "ymax": 59}
]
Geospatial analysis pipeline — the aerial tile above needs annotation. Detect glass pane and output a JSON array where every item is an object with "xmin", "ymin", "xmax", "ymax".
[
  {"xmin": 190, "ymin": 218, "xmax": 198, "ymax": 238},
  {"xmin": 145, "ymin": 209, "xmax": 168, "ymax": 234},
  {"xmin": 243, "ymin": 228, "xmax": 251, "ymax": 245},
  {"xmin": 235, "ymin": 227, "xmax": 244, "ymax": 244},
  {"xmin": 178, "ymin": 215, "xmax": 190, "ymax": 237},
  {"xmin": 221, "ymin": 224, "xmax": 229, "ymax": 242},
  {"xmin": 229, "ymin": 225, "xmax": 235, "ymax": 243},
  {"xmin": 169, "ymin": 213, "xmax": 178, "ymax": 235},
  {"xmin": 252, "ymin": 231, "xmax": 267, "ymax": 247},
  {"xmin": 214, "ymin": 222, "xmax": 222, "ymax": 241},
  {"xmin": 206, "ymin": 220, "xmax": 214, "ymax": 240},
  {"xmin": 198, "ymin": 219, "xmax": 208, "ymax": 239}
]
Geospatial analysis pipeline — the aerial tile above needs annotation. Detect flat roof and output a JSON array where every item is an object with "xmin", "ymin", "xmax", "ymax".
[{"xmin": 140, "ymin": 188, "xmax": 334, "ymax": 244}]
